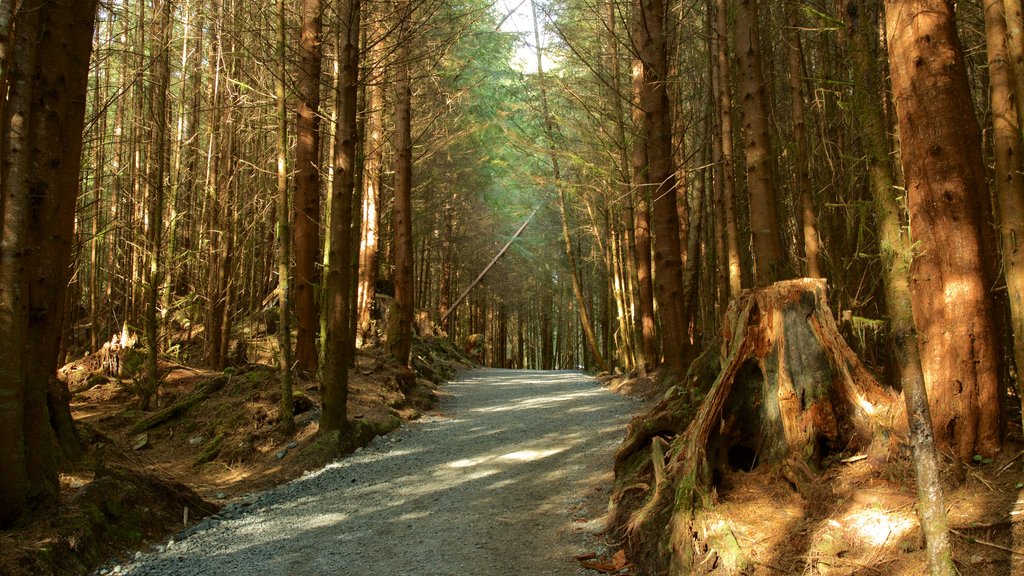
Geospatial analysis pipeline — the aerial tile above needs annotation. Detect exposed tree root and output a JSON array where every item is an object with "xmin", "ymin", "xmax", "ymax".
[{"xmin": 609, "ymin": 279, "xmax": 904, "ymax": 575}]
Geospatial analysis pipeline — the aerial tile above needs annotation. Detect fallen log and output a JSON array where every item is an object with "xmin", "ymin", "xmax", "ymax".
[{"xmin": 128, "ymin": 374, "xmax": 231, "ymax": 435}]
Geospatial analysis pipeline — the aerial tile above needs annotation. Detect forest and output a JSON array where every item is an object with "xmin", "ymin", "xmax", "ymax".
[{"xmin": 4, "ymin": 0, "xmax": 1024, "ymax": 574}]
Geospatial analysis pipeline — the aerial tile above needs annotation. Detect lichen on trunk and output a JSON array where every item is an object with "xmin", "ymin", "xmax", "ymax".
[{"xmin": 610, "ymin": 279, "xmax": 901, "ymax": 574}]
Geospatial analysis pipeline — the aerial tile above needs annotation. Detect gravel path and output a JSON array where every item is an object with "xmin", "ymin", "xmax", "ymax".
[{"xmin": 113, "ymin": 369, "xmax": 639, "ymax": 576}]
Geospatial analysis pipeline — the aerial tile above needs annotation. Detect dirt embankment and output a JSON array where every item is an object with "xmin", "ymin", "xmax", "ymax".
[{"xmin": 0, "ymin": 335, "xmax": 473, "ymax": 576}]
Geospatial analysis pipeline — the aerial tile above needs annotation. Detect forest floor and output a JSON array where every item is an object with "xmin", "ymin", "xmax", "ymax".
[
  {"xmin": 603, "ymin": 374, "xmax": 1024, "ymax": 575},
  {"xmin": 0, "ymin": 334, "xmax": 473, "ymax": 576},
  {"xmin": 5, "ymin": 334, "xmax": 1024, "ymax": 576},
  {"xmin": 98, "ymin": 369, "xmax": 641, "ymax": 576}
]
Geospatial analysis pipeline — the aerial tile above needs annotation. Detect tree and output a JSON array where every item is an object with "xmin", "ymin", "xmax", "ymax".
[
  {"xmin": 276, "ymin": 0, "xmax": 296, "ymax": 433},
  {"xmin": 294, "ymin": 0, "xmax": 324, "ymax": 373},
  {"xmin": 734, "ymin": 0, "xmax": 785, "ymax": 286},
  {"xmin": 712, "ymin": 0, "xmax": 742, "ymax": 299},
  {"xmin": 0, "ymin": 0, "xmax": 98, "ymax": 527},
  {"xmin": 847, "ymin": 0, "xmax": 954, "ymax": 571},
  {"xmin": 322, "ymin": 0, "xmax": 361, "ymax": 433},
  {"xmin": 784, "ymin": 7, "xmax": 820, "ymax": 279},
  {"xmin": 984, "ymin": 0, "xmax": 1024, "ymax": 427},
  {"xmin": 885, "ymin": 0, "xmax": 1003, "ymax": 460},
  {"xmin": 142, "ymin": 0, "xmax": 174, "ymax": 411},
  {"xmin": 634, "ymin": 0, "xmax": 689, "ymax": 375},
  {"xmin": 389, "ymin": 0, "xmax": 414, "ymax": 366}
]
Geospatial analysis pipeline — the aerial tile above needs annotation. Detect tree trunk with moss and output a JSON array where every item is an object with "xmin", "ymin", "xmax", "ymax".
[
  {"xmin": 610, "ymin": 279, "xmax": 900, "ymax": 574},
  {"xmin": 846, "ymin": 1, "xmax": 955, "ymax": 572}
]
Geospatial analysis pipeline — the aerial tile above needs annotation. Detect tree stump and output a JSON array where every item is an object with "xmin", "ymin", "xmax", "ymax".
[{"xmin": 612, "ymin": 278, "xmax": 903, "ymax": 574}]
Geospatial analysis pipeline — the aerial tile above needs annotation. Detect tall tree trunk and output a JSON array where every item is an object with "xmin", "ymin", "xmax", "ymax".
[
  {"xmin": 631, "ymin": 47, "xmax": 658, "ymax": 373},
  {"xmin": 785, "ymin": 7, "xmax": 820, "ymax": 279},
  {"xmin": 635, "ymin": 0, "xmax": 688, "ymax": 375},
  {"xmin": 356, "ymin": 59, "xmax": 383, "ymax": 348},
  {"xmin": 323, "ymin": 0, "xmax": 360, "ymax": 433},
  {"xmin": 205, "ymin": 0, "xmax": 233, "ymax": 371},
  {"xmin": 735, "ymin": 0, "xmax": 786, "ymax": 286},
  {"xmin": 142, "ymin": 0, "xmax": 173, "ymax": 411},
  {"xmin": 1003, "ymin": 0, "xmax": 1024, "ymax": 124},
  {"xmin": 0, "ymin": 0, "xmax": 98, "ymax": 527},
  {"xmin": 714, "ymin": 0, "xmax": 742, "ymax": 298},
  {"xmin": 294, "ymin": 0, "xmax": 323, "ymax": 373},
  {"xmin": 885, "ymin": 0, "xmax": 1003, "ymax": 460},
  {"xmin": 388, "ymin": 0, "xmax": 414, "ymax": 366},
  {"xmin": 985, "ymin": 0, "xmax": 1024, "ymax": 421},
  {"xmin": 846, "ymin": 1, "xmax": 954, "ymax": 572},
  {"xmin": 531, "ymin": 0, "xmax": 608, "ymax": 373},
  {"xmin": 276, "ymin": 0, "xmax": 295, "ymax": 434}
]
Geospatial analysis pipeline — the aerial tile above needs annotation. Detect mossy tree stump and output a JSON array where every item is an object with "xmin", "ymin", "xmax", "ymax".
[{"xmin": 612, "ymin": 279, "xmax": 903, "ymax": 574}]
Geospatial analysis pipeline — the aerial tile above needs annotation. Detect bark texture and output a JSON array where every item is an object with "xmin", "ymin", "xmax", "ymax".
[
  {"xmin": 294, "ymin": 0, "xmax": 323, "ymax": 372},
  {"xmin": 735, "ymin": 0, "xmax": 786, "ymax": 286},
  {"xmin": 0, "ymin": 0, "xmax": 98, "ymax": 527},
  {"xmin": 885, "ymin": 0, "xmax": 1003, "ymax": 460},
  {"xmin": 610, "ymin": 279, "xmax": 899, "ymax": 575},
  {"xmin": 635, "ymin": 0, "xmax": 689, "ymax": 375},
  {"xmin": 323, "ymin": 0, "xmax": 360, "ymax": 433}
]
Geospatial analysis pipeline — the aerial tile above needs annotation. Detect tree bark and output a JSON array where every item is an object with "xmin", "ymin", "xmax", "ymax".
[
  {"xmin": 735, "ymin": 0, "xmax": 786, "ymax": 286},
  {"xmin": 0, "ymin": 0, "xmax": 98, "ymax": 527},
  {"xmin": 356, "ymin": 49, "xmax": 383, "ymax": 349},
  {"xmin": 715, "ymin": 0, "xmax": 742, "ymax": 298},
  {"xmin": 294, "ymin": 0, "xmax": 323, "ymax": 373},
  {"xmin": 985, "ymin": 0, "xmax": 1024, "ymax": 424},
  {"xmin": 142, "ymin": 0, "xmax": 173, "ymax": 410},
  {"xmin": 846, "ymin": 1, "xmax": 955, "ymax": 571},
  {"xmin": 276, "ymin": 0, "xmax": 295, "ymax": 434},
  {"xmin": 885, "ymin": 0, "xmax": 1003, "ymax": 460},
  {"xmin": 785, "ymin": 8, "xmax": 821, "ymax": 279},
  {"xmin": 323, "ymin": 0, "xmax": 360, "ymax": 433},
  {"xmin": 388, "ymin": 0, "xmax": 414, "ymax": 366},
  {"xmin": 635, "ymin": 0, "xmax": 688, "ymax": 375}
]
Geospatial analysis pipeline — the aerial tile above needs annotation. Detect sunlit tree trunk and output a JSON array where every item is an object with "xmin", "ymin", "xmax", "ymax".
[
  {"xmin": 635, "ymin": 0, "xmax": 688, "ymax": 375},
  {"xmin": 1003, "ymin": 0, "xmax": 1024, "ymax": 123},
  {"xmin": 846, "ymin": 1, "xmax": 954, "ymax": 572},
  {"xmin": 142, "ymin": 0, "xmax": 173, "ymax": 410},
  {"xmin": 785, "ymin": 7, "xmax": 820, "ymax": 279},
  {"xmin": 985, "ymin": 0, "xmax": 1024, "ymax": 419},
  {"xmin": 356, "ymin": 55, "xmax": 383, "ymax": 348},
  {"xmin": 294, "ymin": 0, "xmax": 323, "ymax": 372},
  {"xmin": 735, "ymin": 0, "xmax": 786, "ymax": 286},
  {"xmin": 323, "ymin": 0, "xmax": 360, "ymax": 433},
  {"xmin": 714, "ymin": 0, "xmax": 742, "ymax": 299},
  {"xmin": 275, "ymin": 0, "xmax": 296, "ymax": 434},
  {"xmin": 885, "ymin": 0, "xmax": 1003, "ymax": 460}
]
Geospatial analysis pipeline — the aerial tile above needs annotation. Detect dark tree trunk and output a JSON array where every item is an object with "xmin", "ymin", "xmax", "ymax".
[
  {"xmin": 322, "ymin": 0, "xmax": 360, "ymax": 434},
  {"xmin": 0, "ymin": 0, "xmax": 98, "ymax": 527},
  {"xmin": 735, "ymin": 0, "xmax": 786, "ymax": 286},
  {"xmin": 388, "ymin": 0, "xmax": 414, "ymax": 366},
  {"xmin": 294, "ymin": 0, "xmax": 323, "ymax": 373}
]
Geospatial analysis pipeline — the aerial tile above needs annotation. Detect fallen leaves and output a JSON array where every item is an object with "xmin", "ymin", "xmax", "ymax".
[{"xmin": 576, "ymin": 549, "xmax": 631, "ymax": 574}]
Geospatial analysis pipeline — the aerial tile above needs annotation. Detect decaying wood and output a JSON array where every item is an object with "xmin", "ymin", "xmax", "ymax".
[
  {"xmin": 128, "ymin": 374, "xmax": 230, "ymax": 435},
  {"xmin": 612, "ymin": 279, "xmax": 902, "ymax": 574}
]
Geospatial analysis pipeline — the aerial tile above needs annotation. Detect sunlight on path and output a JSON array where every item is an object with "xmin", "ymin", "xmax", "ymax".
[{"xmin": 122, "ymin": 369, "xmax": 638, "ymax": 576}]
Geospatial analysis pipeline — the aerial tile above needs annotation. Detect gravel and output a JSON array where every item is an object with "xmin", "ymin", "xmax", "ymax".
[{"xmin": 109, "ymin": 369, "xmax": 639, "ymax": 576}]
